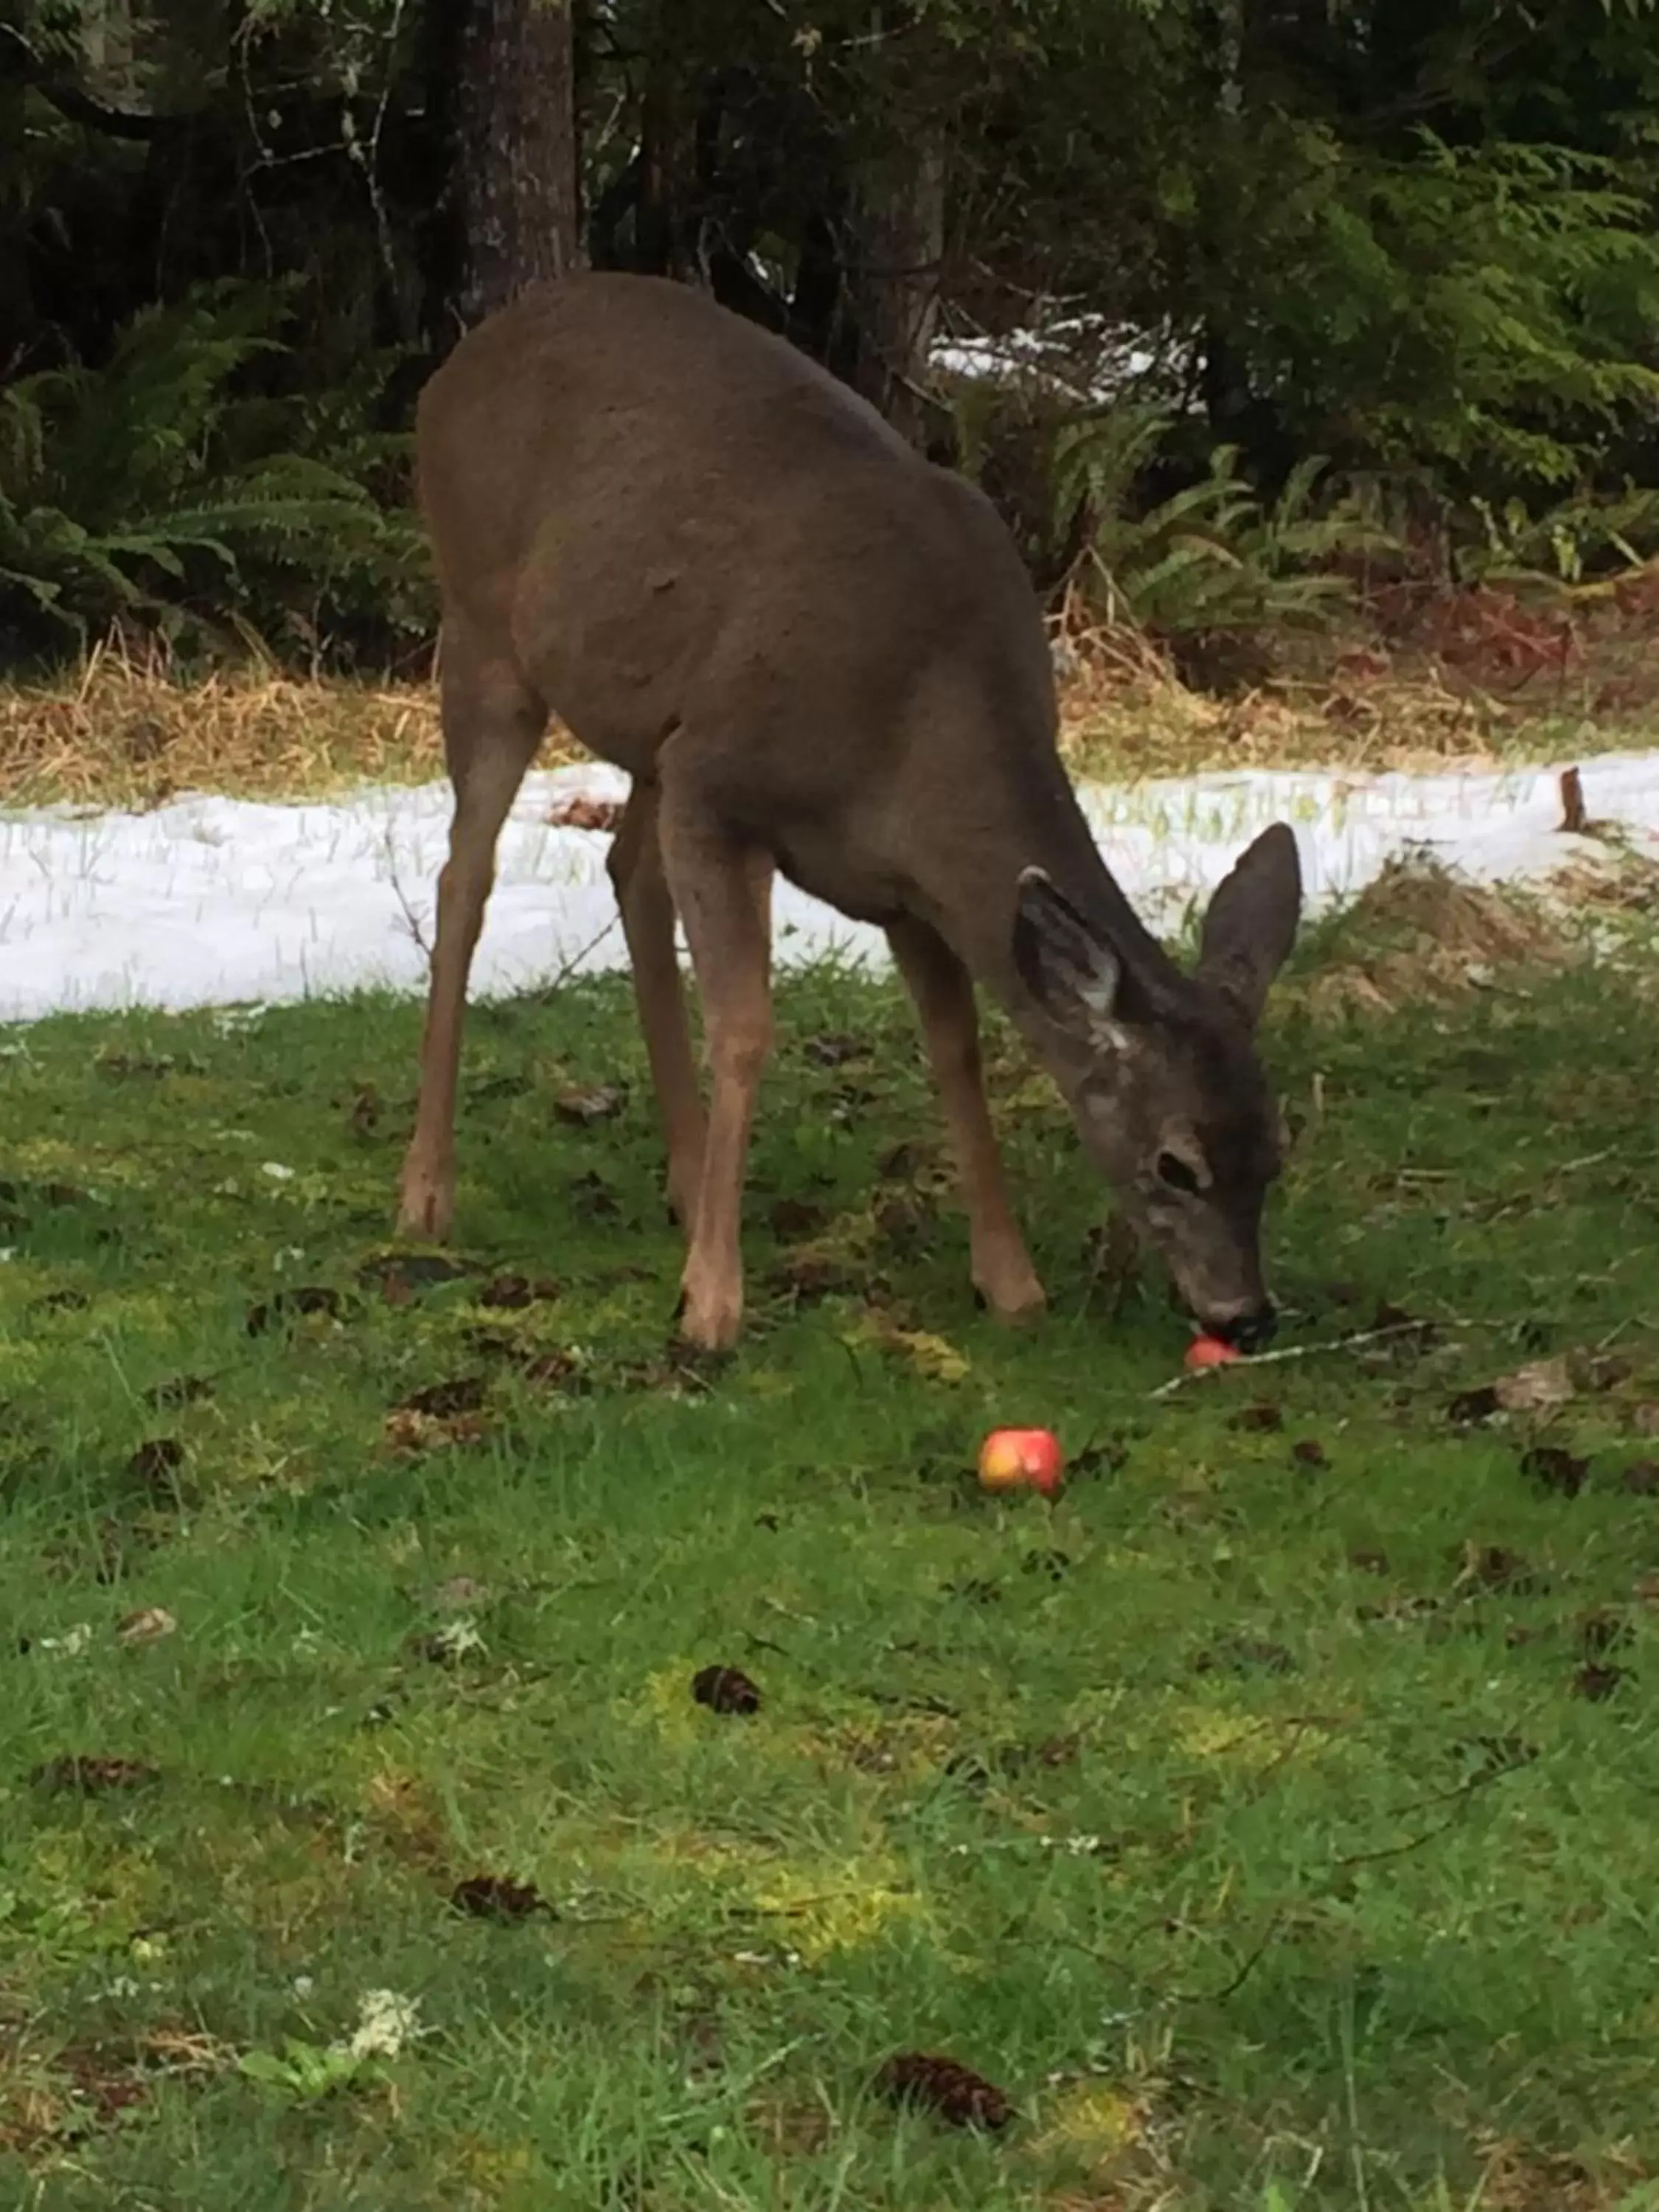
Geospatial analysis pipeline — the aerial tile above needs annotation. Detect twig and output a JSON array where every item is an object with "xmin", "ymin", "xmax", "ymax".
[
  {"xmin": 1149, "ymin": 1315, "xmax": 1470, "ymax": 1399},
  {"xmin": 529, "ymin": 914, "xmax": 623, "ymax": 1000},
  {"xmin": 381, "ymin": 825, "xmax": 432, "ymax": 961},
  {"xmin": 1169, "ymin": 1909, "xmax": 1287, "ymax": 2006},
  {"xmin": 355, "ymin": 0, "xmax": 406, "ymax": 316}
]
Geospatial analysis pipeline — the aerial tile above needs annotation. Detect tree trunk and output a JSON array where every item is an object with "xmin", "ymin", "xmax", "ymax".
[
  {"xmin": 846, "ymin": 136, "xmax": 947, "ymax": 450},
  {"xmin": 0, "ymin": 18, "xmax": 27, "ymax": 374},
  {"xmin": 1199, "ymin": 0, "xmax": 1249, "ymax": 445},
  {"xmin": 427, "ymin": 0, "xmax": 582, "ymax": 344}
]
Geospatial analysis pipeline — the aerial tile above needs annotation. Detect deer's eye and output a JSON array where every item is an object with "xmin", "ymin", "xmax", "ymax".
[{"xmin": 1156, "ymin": 1150, "xmax": 1202, "ymax": 1195}]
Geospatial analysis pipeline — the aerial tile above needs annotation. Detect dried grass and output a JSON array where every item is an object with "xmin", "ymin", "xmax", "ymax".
[
  {"xmin": 1051, "ymin": 575, "xmax": 1659, "ymax": 779},
  {"xmin": 1548, "ymin": 846, "xmax": 1659, "ymax": 917},
  {"xmin": 0, "ymin": 639, "xmax": 582, "ymax": 811},
  {"xmin": 0, "ymin": 609, "xmax": 1646, "ymax": 811},
  {"xmin": 1475, "ymin": 2135, "xmax": 1642, "ymax": 2212},
  {"xmin": 1053, "ymin": 612, "xmax": 1520, "ymax": 782}
]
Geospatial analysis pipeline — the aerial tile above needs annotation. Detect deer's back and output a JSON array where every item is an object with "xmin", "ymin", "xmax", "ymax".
[{"xmin": 417, "ymin": 273, "xmax": 1055, "ymax": 813}]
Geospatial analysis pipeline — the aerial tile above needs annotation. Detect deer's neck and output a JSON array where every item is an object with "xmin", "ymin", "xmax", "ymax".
[
  {"xmin": 940, "ymin": 751, "xmax": 1176, "ymax": 974},
  {"xmin": 908, "ymin": 746, "xmax": 1189, "ymax": 1079}
]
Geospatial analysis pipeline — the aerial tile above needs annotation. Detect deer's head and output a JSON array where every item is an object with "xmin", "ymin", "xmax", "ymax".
[{"xmin": 1012, "ymin": 824, "xmax": 1303, "ymax": 1349}]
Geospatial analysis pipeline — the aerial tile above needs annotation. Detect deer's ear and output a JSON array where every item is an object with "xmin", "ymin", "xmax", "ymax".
[
  {"xmin": 1196, "ymin": 823, "xmax": 1303, "ymax": 1029},
  {"xmin": 1012, "ymin": 867, "xmax": 1129, "ymax": 1048}
]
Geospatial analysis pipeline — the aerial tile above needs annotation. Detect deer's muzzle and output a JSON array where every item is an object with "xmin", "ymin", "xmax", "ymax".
[{"xmin": 1208, "ymin": 1301, "xmax": 1277, "ymax": 1354}]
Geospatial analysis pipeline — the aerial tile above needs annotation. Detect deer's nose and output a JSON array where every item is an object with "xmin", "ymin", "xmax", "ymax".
[{"xmin": 1214, "ymin": 1302, "xmax": 1277, "ymax": 1354}]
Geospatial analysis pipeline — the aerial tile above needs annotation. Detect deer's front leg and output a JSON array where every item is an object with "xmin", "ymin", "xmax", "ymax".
[
  {"xmin": 656, "ymin": 787, "xmax": 773, "ymax": 1353},
  {"xmin": 886, "ymin": 915, "xmax": 1046, "ymax": 1323}
]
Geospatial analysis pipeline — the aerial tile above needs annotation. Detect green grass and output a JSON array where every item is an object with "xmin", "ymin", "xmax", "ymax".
[{"xmin": 2, "ymin": 945, "xmax": 1658, "ymax": 2211}]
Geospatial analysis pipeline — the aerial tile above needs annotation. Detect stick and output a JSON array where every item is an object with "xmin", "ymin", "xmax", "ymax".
[{"xmin": 1149, "ymin": 1315, "xmax": 1461, "ymax": 1399}]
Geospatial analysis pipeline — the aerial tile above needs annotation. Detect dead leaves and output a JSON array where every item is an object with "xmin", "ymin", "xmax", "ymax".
[
  {"xmin": 358, "ymin": 1252, "xmax": 474, "ymax": 1301},
  {"xmin": 846, "ymin": 1310, "xmax": 970, "ymax": 1385},
  {"xmin": 397, "ymin": 1375, "xmax": 488, "ymax": 1419},
  {"xmin": 1192, "ymin": 1635, "xmax": 1298, "ymax": 1677},
  {"xmin": 768, "ymin": 1196, "xmax": 833, "ymax": 1240},
  {"xmin": 1493, "ymin": 1357, "xmax": 1575, "ymax": 1415},
  {"xmin": 1520, "ymin": 1444, "xmax": 1592, "ymax": 1498},
  {"xmin": 116, "ymin": 1606, "xmax": 178, "ymax": 1648},
  {"xmin": 246, "ymin": 1285, "xmax": 346, "ymax": 1337},
  {"xmin": 384, "ymin": 1406, "xmax": 491, "ymax": 1455},
  {"xmin": 1442, "ymin": 1349, "xmax": 1659, "ymax": 1498},
  {"xmin": 143, "ymin": 1373, "xmax": 214, "ymax": 1411},
  {"xmin": 1572, "ymin": 1662, "xmax": 1630, "ymax": 1703},
  {"xmin": 546, "ymin": 793, "xmax": 625, "ymax": 832},
  {"xmin": 449, "ymin": 1874, "xmax": 552, "ymax": 1922},
  {"xmin": 406, "ymin": 1618, "xmax": 487, "ymax": 1667},
  {"xmin": 770, "ymin": 1248, "xmax": 864, "ymax": 1305},
  {"xmin": 1455, "ymin": 1544, "xmax": 1535, "ymax": 1596},
  {"xmin": 479, "ymin": 1272, "xmax": 560, "ymax": 1310},
  {"xmin": 124, "ymin": 1436, "xmax": 186, "ymax": 1492},
  {"xmin": 1450, "ymin": 1356, "xmax": 1574, "ymax": 1425},
  {"xmin": 385, "ymin": 1374, "xmax": 492, "ymax": 1455},
  {"xmin": 344, "ymin": 1080, "xmax": 381, "ymax": 1136},
  {"xmin": 32, "ymin": 1754, "xmax": 161, "ymax": 1795},
  {"xmin": 803, "ymin": 1031, "xmax": 872, "ymax": 1068},
  {"xmin": 553, "ymin": 1084, "xmax": 625, "ymax": 1127},
  {"xmin": 0, "ymin": 2027, "xmax": 226, "ymax": 2155},
  {"xmin": 1447, "ymin": 1385, "xmax": 1503, "ymax": 1426}
]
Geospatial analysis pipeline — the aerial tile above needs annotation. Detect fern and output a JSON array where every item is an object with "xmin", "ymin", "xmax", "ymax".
[
  {"xmin": 1051, "ymin": 407, "xmax": 1390, "ymax": 639},
  {"xmin": 0, "ymin": 280, "xmax": 425, "ymax": 666},
  {"xmin": 1258, "ymin": 128, "xmax": 1659, "ymax": 487},
  {"xmin": 1460, "ymin": 483, "xmax": 1659, "ymax": 589}
]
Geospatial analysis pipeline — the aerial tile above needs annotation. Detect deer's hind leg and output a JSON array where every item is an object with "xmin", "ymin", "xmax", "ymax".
[
  {"xmin": 398, "ymin": 618, "xmax": 546, "ymax": 1239},
  {"xmin": 606, "ymin": 779, "xmax": 707, "ymax": 1226},
  {"xmin": 887, "ymin": 914, "xmax": 1046, "ymax": 1322},
  {"xmin": 654, "ymin": 768, "xmax": 774, "ymax": 1353}
]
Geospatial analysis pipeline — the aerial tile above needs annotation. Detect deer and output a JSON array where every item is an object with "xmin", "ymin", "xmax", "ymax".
[{"xmin": 397, "ymin": 271, "xmax": 1304, "ymax": 1355}]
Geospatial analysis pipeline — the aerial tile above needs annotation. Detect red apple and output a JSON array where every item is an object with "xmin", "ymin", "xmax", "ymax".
[
  {"xmin": 1184, "ymin": 1335, "xmax": 1242, "ymax": 1371},
  {"xmin": 977, "ymin": 1427, "xmax": 1065, "ymax": 1496}
]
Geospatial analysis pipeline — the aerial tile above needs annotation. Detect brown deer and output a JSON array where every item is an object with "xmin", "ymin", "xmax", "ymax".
[{"xmin": 397, "ymin": 271, "xmax": 1304, "ymax": 1354}]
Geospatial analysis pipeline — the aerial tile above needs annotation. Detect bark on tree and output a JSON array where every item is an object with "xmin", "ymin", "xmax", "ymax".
[
  {"xmin": 846, "ymin": 136, "xmax": 947, "ymax": 451},
  {"xmin": 0, "ymin": 24, "xmax": 27, "ymax": 373},
  {"xmin": 1199, "ymin": 0, "xmax": 1251, "ymax": 445},
  {"xmin": 428, "ymin": 0, "xmax": 582, "ymax": 343}
]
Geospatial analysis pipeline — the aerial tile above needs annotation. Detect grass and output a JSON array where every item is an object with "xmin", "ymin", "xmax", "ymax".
[
  {"xmin": 2, "ymin": 911, "xmax": 1659, "ymax": 2210},
  {"xmin": 5, "ymin": 597, "xmax": 1659, "ymax": 812}
]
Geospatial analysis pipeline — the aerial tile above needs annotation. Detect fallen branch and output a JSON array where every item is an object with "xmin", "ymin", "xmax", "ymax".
[{"xmin": 1149, "ymin": 1315, "xmax": 1467, "ymax": 1400}]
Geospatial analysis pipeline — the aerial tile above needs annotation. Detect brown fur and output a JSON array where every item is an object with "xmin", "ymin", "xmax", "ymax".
[{"xmin": 397, "ymin": 271, "xmax": 1304, "ymax": 1349}]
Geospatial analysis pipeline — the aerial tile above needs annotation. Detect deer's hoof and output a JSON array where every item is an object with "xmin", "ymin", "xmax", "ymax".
[{"xmin": 675, "ymin": 1279, "xmax": 744, "ymax": 1354}]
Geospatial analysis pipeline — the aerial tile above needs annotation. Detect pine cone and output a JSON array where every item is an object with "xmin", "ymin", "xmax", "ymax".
[
  {"xmin": 692, "ymin": 1664, "xmax": 762, "ymax": 1715},
  {"xmin": 874, "ymin": 2051, "xmax": 1012, "ymax": 2131}
]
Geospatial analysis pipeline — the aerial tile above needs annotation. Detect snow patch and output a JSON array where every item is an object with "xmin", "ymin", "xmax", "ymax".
[{"xmin": 1, "ymin": 754, "xmax": 1655, "ymax": 1023}]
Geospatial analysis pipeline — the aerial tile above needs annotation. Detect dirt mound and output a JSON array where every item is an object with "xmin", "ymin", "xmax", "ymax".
[{"xmin": 1303, "ymin": 858, "xmax": 1577, "ymax": 1017}]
